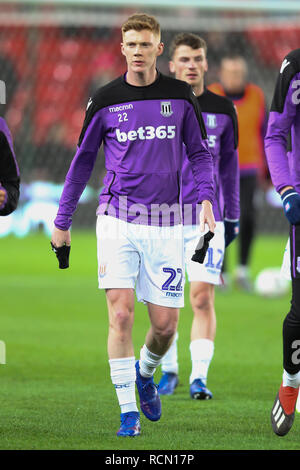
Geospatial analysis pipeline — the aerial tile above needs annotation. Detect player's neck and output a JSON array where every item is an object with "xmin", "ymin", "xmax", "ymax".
[
  {"xmin": 126, "ymin": 66, "xmax": 158, "ymax": 87},
  {"xmin": 192, "ymin": 82, "xmax": 204, "ymax": 97}
]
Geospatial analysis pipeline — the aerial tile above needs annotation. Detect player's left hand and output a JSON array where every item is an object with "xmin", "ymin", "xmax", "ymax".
[
  {"xmin": 199, "ymin": 200, "xmax": 216, "ymax": 233},
  {"xmin": 224, "ymin": 219, "xmax": 239, "ymax": 247}
]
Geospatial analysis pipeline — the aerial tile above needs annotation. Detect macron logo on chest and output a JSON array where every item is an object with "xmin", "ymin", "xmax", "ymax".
[{"xmin": 109, "ymin": 104, "xmax": 134, "ymax": 113}]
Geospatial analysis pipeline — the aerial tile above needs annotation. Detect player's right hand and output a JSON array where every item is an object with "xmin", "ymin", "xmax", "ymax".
[
  {"xmin": 51, "ymin": 227, "xmax": 71, "ymax": 269},
  {"xmin": 199, "ymin": 200, "xmax": 216, "ymax": 233},
  {"xmin": 281, "ymin": 188, "xmax": 300, "ymax": 225},
  {"xmin": 51, "ymin": 227, "xmax": 71, "ymax": 248}
]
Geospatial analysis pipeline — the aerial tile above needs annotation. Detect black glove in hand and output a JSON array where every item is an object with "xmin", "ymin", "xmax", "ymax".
[
  {"xmin": 191, "ymin": 231, "xmax": 215, "ymax": 264},
  {"xmin": 50, "ymin": 242, "xmax": 70, "ymax": 269}
]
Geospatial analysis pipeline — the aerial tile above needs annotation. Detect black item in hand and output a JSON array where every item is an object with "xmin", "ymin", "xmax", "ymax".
[
  {"xmin": 191, "ymin": 231, "xmax": 215, "ymax": 264},
  {"xmin": 50, "ymin": 242, "xmax": 70, "ymax": 269}
]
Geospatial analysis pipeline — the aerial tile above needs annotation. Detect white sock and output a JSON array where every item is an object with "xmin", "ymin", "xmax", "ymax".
[
  {"xmin": 236, "ymin": 265, "xmax": 249, "ymax": 278},
  {"xmin": 282, "ymin": 369, "xmax": 300, "ymax": 388},
  {"xmin": 139, "ymin": 344, "xmax": 163, "ymax": 378},
  {"xmin": 161, "ymin": 332, "xmax": 179, "ymax": 375},
  {"xmin": 109, "ymin": 356, "xmax": 138, "ymax": 413},
  {"xmin": 189, "ymin": 338, "xmax": 214, "ymax": 385}
]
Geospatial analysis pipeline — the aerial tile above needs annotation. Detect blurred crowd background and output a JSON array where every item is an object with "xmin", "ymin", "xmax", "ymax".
[{"xmin": 0, "ymin": 1, "xmax": 299, "ymax": 236}]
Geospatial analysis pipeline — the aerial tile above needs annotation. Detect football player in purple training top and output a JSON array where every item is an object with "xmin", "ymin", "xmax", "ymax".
[
  {"xmin": 51, "ymin": 14, "xmax": 216, "ymax": 437},
  {"xmin": 158, "ymin": 34, "xmax": 239, "ymax": 399},
  {"xmin": 0, "ymin": 117, "xmax": 20, "ymax": 216},
  {"xmin": 265, "ymin": 49, "xmax": 300, "ymax": 437}
]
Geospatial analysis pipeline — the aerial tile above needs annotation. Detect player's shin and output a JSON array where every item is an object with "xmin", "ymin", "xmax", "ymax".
[
  {"xmin": 109, "ymin": 356, "xmax": 138, "ymax": 413},
  {"xmin": 139, "ymin": 344, "xmax": 163, "ymax": 378}
]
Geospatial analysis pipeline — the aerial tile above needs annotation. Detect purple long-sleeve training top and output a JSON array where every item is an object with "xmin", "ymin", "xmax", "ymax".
[
  {"xmin": 265, "ymin": 49, "xmax": 300, "ymax": 194},
  {"xmin": 54, "ymin": 72, "xmax": 214, "ymax": 229},
  {"xmin": 182, "ymin": 88, "xmax": 240, "ymax": 225}
]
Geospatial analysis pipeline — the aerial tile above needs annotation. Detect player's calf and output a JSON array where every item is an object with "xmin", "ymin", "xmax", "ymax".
[{"xmin": 158, "ymin": 372, "xmax": 179, "ymax": 395}]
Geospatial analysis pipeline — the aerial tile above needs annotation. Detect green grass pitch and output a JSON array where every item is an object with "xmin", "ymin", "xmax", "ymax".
[{"xmin": 1, "ymin": 231, "xmax": 300, "ymax": 450}]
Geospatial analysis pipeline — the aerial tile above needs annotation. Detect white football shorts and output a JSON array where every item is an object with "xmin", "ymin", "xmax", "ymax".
[
  {"xmin": 96, "ymin": 215, "xmax": 185, "ymax": 308},
  {"xmin": 184, "ymin": 221, "xmax": 225, "ymax": 285}
]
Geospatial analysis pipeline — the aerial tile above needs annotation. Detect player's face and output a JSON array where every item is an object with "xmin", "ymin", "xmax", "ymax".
[
  {"xmin": 219, "ymin": 58, "xmax": 247, "ymax": 93},
  {"xmin": 121, "ymin": 29, "xmax": 164, "ymax": 74},
  {"xmin": 169, "ymin": 45, "xmax": 208, "ymax": 86}
]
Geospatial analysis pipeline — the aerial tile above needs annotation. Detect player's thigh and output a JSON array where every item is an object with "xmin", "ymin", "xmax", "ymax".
[
  {"xmin": 96, "ymin": 215, "xmax": 140, "ymax": 289},
  {"xmin": 135, "ymin": 224, "xmax": 185, "ymax": 308},
  {"xmin": 184, "ymin": 222, "xmax": 225, "ymax": 285}
]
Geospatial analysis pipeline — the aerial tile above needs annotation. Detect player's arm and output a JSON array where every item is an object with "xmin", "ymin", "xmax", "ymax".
[
  {"xmin": 219, "ymin": 103, "xmax": 240, "ymax": 246},
  {"xmin": 0, "ymin": 127, "xmax": 20, "ymax": 216},
  {"xmin": 264, "ymin": 53, "xmax": 300, "ymax": 224},
  {"xmin": 183, "ymin": 88, "xmax": 216, "ymax": 232},
  {"xmin": 52, "ymin": 98, "xmax": 104, "ymax": 247}
]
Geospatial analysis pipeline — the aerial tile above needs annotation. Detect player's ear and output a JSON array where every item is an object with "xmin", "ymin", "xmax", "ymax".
[
  {"xmin": 121, "ymin": 42, "xmax": 125, "ymax": 57},
  {"xmin": 157, "ymin": 42, "xmax": 164, "ymax": 57},
  {"xmin": 169, "ymin": 60, "xmax": 175, "ymax": 74},
  {"xmin": 204, "ymin": 58, "xmax": 208, "ymax": 73}
]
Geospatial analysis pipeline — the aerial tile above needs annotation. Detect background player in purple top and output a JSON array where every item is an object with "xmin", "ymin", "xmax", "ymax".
[
  {"xmin": 51, "ymin": 14, "xmax": 215, "ymax": 437},
  {"xmin": 265, "ymin": 48, "xmax": 300, "ymax": 437},
  {"xmin": 0, "ymin": 117, "xmax": 20, "ymax": 216},
  {"xmin": 158, "ymin": 34, "xmax": 239, "ymax": 399},
  {"xmin": 209, "ymin": 56, "xmax": 267, "ymax": 292}
]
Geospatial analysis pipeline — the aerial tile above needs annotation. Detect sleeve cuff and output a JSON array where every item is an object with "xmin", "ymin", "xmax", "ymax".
[
  {"xmin": 197, "ymin": 195, "xmax": 214, "ymax": 205},
  {"xmin": 281, "ymin": 188, "xmax": 298, "ymax": 202}
]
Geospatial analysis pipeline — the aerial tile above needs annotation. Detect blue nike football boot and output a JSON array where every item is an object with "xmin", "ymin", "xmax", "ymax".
[
  {"xmin": 135, "ymin": 360, "xmax": 161, "ymax": 421},
  {"xmin": 117, "ymin": 411, "xmax": 141, "ymax": 437},
  {"xmin": 190, "ymin": 379, "xmax": 213, "ymax": 400},
  {"xmin": 158, "ymin": 373, "xmax": 179, "ymax": 395}
]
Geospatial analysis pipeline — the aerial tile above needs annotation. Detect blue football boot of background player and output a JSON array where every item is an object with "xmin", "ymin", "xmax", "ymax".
[
  {"xmin": 190, "ymin": 379, "xmax": 213, "ymax": 400},
  {"xmin": 158, "ymin": 373, "xmax": 179, "ymax": 395}
]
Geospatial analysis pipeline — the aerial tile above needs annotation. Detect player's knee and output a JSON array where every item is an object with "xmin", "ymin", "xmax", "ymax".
[
  {"xmin": 153, "ymin": 322, "xmax": 177, "ymax": 343},
  {"xmin": 110, "ymin": 309, "xmax": 134, "ymax": 332},
  {"xmin": 191, "ymin": 288, "xmax": 213, "ymax": 313}
]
